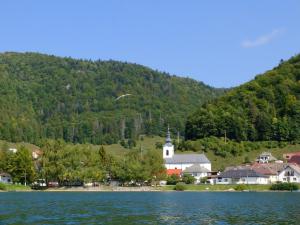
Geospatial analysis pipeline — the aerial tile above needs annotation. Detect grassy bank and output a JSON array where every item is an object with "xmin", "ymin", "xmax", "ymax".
[{"xmin": 0, "ymin": 183, "xmax": 31, "ymax": 191}]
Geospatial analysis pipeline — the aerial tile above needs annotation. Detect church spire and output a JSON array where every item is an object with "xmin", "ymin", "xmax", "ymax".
[{"xmin": 166, "ymin": 125, "xmax": 172, "ymax": 143}]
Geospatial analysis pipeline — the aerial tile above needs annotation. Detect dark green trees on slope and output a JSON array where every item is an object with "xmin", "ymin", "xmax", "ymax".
[
  {"xmin": 0, "ymin": 52, "xmax": 224, "ymax": 145},
  {"xmin": 186, "ymin": 54, "xmax": 300, "ymax": 142}
]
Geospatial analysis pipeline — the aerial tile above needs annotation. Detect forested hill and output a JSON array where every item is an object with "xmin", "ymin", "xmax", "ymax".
[
  {"xmin": 185, "ymin": 54, "xmax": 300, "ymax": 142},
  {"xmin": 0, "ymin": 52, "xmax": 224, "ymax": 145}
]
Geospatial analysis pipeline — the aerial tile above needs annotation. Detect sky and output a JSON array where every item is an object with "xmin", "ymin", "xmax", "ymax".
[{"xmin": 0, "ymin": 1, "xmax": 300, "ymax": 88}]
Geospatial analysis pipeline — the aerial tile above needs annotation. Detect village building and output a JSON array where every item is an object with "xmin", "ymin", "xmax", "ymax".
[
  {"xmin": 256, "ymin": 152, "xmax": 277, "ymax": 164},
  {"xmin": 183, "ymin": 164, "xmax": 211, "ymax": 184},
  {"xmin": 251, "ymin": 163, "xmax": 280, "ymax": 183},
  {"xmin": 217, "ymin": 167, "xmax": 269, "ymax": 184},
  {"xmin": 278, "ymin": 164, "xmax": 300, "ymax": 183},
  {"xmin": 0, "ymin": 172, "xmax": 12, "ymax": 183},
  {"xmin": 163, "ymin": 128, "xmax": 211, "ymax": 181}
]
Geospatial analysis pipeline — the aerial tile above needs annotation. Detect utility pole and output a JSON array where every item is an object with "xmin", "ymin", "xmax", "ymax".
[{"xmin": 177, "ymin": 131, "xmax": 180, "ymax": 145}]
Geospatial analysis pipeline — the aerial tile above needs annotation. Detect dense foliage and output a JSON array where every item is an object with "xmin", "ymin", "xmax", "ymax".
[
  {"xmin": 0, "ymin": 144, "xmax": 36, "ymax": 184},
  {"xmin": 0, "ymin": 52, "xmax": 223, "ymax": 145},
  {"xmin": 0, "ymin": 140, "xmax": 166, "ymax": 185},
  {"xmin": 178, "ymin": 136, "xmax": 289, "ymax": 158},
  {"xmin": 186, "ymin": 55, "xmax": 300, "ymax": 142},
  {"xmin": 270, "ymin": 183, "xmax": 299, "ymax": 191}
]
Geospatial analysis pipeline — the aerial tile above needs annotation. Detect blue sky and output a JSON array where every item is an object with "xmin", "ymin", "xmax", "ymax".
[{"xmin": 0, "ymin": 1, "xmax": 300, "ymax": 87}]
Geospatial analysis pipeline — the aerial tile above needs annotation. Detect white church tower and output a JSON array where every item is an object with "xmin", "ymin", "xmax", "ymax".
[{"xmin": 163, "ymin": 126, "xmax": 174, "ymax": 159}]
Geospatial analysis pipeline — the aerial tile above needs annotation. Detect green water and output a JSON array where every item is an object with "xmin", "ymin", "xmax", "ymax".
[{"xmin": 0, "ymin": 192, "xmax": 299, "ymax": 224}]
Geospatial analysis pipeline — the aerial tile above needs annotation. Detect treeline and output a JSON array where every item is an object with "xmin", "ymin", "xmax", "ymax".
[
  {"xmin": 0, "ymin": 140, "xmax": 166, "ymax": 185},
  {"xmin": 0, "ymin": 52, "xmax": 224, "ymax": 145},
  {"xmin": 186, "ymin": 54, "xmax": 300, "ymax": 142},
  {"xmin": 178, "ymin": 136, "xmax": 289, "ymax": 158}
]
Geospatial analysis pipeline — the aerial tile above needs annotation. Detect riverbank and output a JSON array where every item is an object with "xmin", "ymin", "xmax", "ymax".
[
  {"xmin": 0, "ymin": 183, "xmax": 31, "ymax": 191},
  {"xmin": 44, "ymin": 186, "xmax": 159, "ymax": 192},
  {"xmin": 1, "ymin": 183, "xmax": 300, "ymax": 192}
]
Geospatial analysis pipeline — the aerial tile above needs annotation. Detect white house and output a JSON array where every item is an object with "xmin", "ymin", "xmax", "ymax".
[
  {"xmin": 0, "ymin": 172, "xmax": 12, "ymax": 183},
  {"xmin": 183, "ymin": 164, "xmax": 210, "ymax": 184},
  {"xmin": 163, "ymin": 127, "xmax": 211, "ymax": 179},
  {"xmin": 256, "ymin": 152, "xmax": 277, "ymax": 164},
  {"xmin": 278, "ymin": 164, "xmax": 300, "ymax": 183},
  {"xmin": 217, "ymin": 167, "xmax": 269, "ymax": 184}
]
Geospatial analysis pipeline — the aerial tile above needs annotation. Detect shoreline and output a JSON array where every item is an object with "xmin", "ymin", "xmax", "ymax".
[{"xmin": 1, "ymin": 186, "xmax": 299, "ymax": 193}]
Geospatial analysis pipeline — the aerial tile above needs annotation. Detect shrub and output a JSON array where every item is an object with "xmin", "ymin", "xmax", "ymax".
[
  {"xmin": 167, "ymin": 174, "xmax": 180, "ymax": 185},
  {"xmin": 182, "ymin": 174, "xmax": 195, "ymax": 184},
  {"xmin": 234, "ymin": 184, "xmax": 247, "ymax": 191},
  {"xmin": 270, "ymin": 183, "xmax": 299, "ymax": 191},
  {"xmin": 174, "ymin": 182, "xmax": 186, "ymax": 191}
]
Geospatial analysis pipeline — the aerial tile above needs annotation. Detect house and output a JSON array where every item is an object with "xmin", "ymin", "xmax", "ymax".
[
  {"xmin": 217, "ymin": 167, "xmax": 269, "ymax": 184},
  {"xmin": 206, "ymin": 171, "xmax": 220, "ymax": 185},
  {"xmin": 0, "ymin": 172, "xmax": 12, "ymax": 183},
  {"xmin": 163, "ymin": 127, "xmax": 211, "ymax": 172},
  {"xmin": 283, "ymin": 152, "xmax": 300, "ymax": 165},
  {"xmin": 251, "ymin": 163, "xmax": 282, "ymax": 183},
  {"xmin": 183, "ymin": 164, "xmax": 210, "ymax": 184},
  {"xmin": 278, "ymin": 164, "xmax": 300, "ymax": 183},
  {"xmin": 256, "ymin": 152, "xmax": 277, "ymax": 163}
]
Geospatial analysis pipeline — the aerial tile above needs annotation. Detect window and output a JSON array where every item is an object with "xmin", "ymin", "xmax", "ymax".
[
  {"xmin": 224, "ymin": 179, "xmax": 228, "ymax": 182},
  {"xmin": 293, "ymin": 178, "xmax": 297, "ymax": 181},
  {"xmin": 283, "ymin": 178, "xmax": 286, "ymax": 181},
  {"xmin": 166, "ymin": 150, "xmax": 169, "ymax": 156}
]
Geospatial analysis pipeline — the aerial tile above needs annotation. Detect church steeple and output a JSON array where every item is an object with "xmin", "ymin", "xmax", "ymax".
[
  {"xmin": 163, "ymin": 125, "xmax": 174, "ymax": 159},
  {"xmin": 166, "ymin": 125, "xmax": 172, "ymax": 144}
]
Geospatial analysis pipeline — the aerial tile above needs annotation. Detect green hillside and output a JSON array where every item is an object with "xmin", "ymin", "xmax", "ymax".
[
  {"xmin": 185, "ymin": 54, "xmax": 300, "ymax": 142},
  {"xmin": 0, "ymin": 52, "xmax": 224, "ymax": 145}
]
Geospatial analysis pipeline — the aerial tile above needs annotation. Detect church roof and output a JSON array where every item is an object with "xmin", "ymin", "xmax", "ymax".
[
  {"xmin": 183, "ymin": 164, "xmax": 210, "ymax": 173},
  {"xmin": 165, "ymin": 154, "xmax": 210, "ymax": 164}
]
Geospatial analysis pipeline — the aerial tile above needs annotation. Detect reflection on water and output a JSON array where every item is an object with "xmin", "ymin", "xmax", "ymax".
[{"xmin": 0, "ymin": 192, "xmax": 299, "ymax": 224}]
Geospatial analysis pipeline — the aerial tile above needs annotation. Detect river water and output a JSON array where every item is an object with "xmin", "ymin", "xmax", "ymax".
[{"xmin": 0, "ymin": 192, "xmax": 299, "ymax": 224}]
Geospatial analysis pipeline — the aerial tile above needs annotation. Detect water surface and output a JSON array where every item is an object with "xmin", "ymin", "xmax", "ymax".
[{"xmin": 0, "ymin": 192, "xmax": 299, "ymax": 224}]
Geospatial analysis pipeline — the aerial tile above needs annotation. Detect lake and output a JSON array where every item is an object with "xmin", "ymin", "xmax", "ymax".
[{"xmin": 0, "ymin": 192, "xmax": 299, "ymax": 224}]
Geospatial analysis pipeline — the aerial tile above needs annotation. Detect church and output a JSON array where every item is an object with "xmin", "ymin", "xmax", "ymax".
[{"xmin": 163, "ymin": 128, "xmax": 211, "ymax": 183}]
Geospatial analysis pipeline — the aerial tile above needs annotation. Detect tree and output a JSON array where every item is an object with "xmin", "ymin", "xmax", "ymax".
[{"xmin": 9, "ymin": 146, "xmax": 36, "ymax": 184}]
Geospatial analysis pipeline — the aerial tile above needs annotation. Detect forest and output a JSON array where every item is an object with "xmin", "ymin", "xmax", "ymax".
[
  {"xmin": 185, "ymin": 55, "xmax": 300, "ymax": 143},
  {"xmin": 0, "ymin": 52, "xmax": 224, "ymax": 145}
]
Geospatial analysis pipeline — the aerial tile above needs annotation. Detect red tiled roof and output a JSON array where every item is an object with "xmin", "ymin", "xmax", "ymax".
[
  {"xmin": 288, "ymin": 155, "xmax": 300, "ymax": 165},
  {"xmin": 251, "ymin": 163, "xmax": 284, "ymax": 175},
  {"xmin": 166, "ymin": 169, "xmax": 182, "ymax": 176},
  {"xmin": 251, "ymin": 165, "xmax": 277, "ymax": 175}
]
